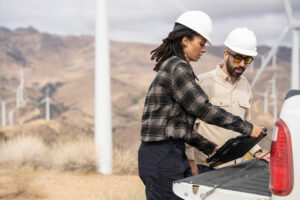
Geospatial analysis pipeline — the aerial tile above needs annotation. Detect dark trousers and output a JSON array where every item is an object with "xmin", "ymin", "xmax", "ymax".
[{"xmin": 138, "ymin": 140, "xmax": 191, "ymax": 200}]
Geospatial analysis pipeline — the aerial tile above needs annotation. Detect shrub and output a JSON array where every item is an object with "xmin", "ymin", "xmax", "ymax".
[{"xmin": 0, "ymin": 135, "xmax": 46, "ymax": 167}]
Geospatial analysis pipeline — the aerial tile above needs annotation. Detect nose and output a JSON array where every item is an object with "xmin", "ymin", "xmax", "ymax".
[
  {"xmin": 239, "ymin": 59, "xmax": 245, "ymax": 67},
  {"xmin": 202, "ymin": 46, "xmax": 206, "ymax": 53}
]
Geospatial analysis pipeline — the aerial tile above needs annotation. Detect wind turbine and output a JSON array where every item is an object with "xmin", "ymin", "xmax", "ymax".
[
  {"xmin": 11, "ymin": 70, "xmax": 25, "ymax": 108},
  {"xmin": 95, "ymin": 0, "xmax": 112, "ymax": 174},
  {"xmin": 269, "ymin": 75, "xmax": 278, "ymax": 122},
  {"xmin": 261, "ymin": 54, "xmax": 267, "ymax": 67},
  {"xmin": 269, "ymin": 75, "xmax": 277, "ymax": 99},
  {"xmin": 168, "ymin": 0, "xmax": 187, "ymax": 11},
  {"xmin": 12, "ymin": 87, "xmax": 21, "ymax": 108},
  {"xmin": 285, "ymin": 0, "xmax": 300, "ymax": 89},
  {"xmin": 19, "ymin": 70, "xmax": 24, "ymax": 103},
  {"xmin": 270, "ymin": 96, "xmax": 278, "ymax": 123},
  {"xmin": 249, "ymin": 62, "xmax": 254, "ymax": 73},
  {"xmin": 1, "ymin": 100, "xmax": 7, "ymax": 127},
  {"xmin": 8, "ymin": 110, "xmax": 15, "ymax": 126},
  {"xmin": 39, "ymin": 87, "xmax": 55, "ymax": 121},
  {"xmin": 251, "ymin": 0, "xmax": 300, "ymax": 90},
  {"xmin": 257, "ymin": 54, "xmax": 266, "ymax": 73},
  {"xmin": 260, "ymin": 89, "xmax": 269, "ymax": 114},
  {"xmin": 272, "ymin": 50, "xmax": 277, "ymax": 66},
  {"xmin": 0, "ymin": 100, "xmax": 14, "ymax": 127}
]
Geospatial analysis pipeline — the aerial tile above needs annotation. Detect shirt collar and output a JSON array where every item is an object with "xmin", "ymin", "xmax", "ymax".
[
  {"xmin": 216, "ymin": 63, "xmax": 230, "ymax": 83},
  {"xmin": 171, "ymin": 55, "xmax": 198, "ymax": 81}
]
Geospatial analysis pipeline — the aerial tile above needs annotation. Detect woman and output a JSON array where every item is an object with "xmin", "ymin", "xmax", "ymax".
[{"xmin": 138, "ymin": 11, "xmax": 264, "ymax": 200}]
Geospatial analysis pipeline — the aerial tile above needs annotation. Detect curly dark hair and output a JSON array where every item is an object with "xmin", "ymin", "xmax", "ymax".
[{"xmin": 150, "ymin": 23, "xmax": 200, "ymax": 71}]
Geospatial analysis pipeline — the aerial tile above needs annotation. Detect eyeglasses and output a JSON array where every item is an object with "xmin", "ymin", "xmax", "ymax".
[{"xmin": 226, "ymin": 51, "xmax": 254, "ymax": 64}]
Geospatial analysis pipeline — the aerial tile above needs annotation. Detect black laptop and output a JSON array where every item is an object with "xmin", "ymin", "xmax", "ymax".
[{"xmin": 206, "ymin": 128, "xmax": 267, "ymax": 168}]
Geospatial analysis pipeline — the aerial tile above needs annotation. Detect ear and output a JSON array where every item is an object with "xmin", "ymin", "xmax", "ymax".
[
  {"xmin": 223, "ymin": 50, "xmax": 228, "ymax": 60},
  {"xmin": 181, "ymin": 36, "xmax": 188, "ymax": 48}
]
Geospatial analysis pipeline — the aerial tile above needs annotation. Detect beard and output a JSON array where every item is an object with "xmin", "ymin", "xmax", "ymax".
[{"xmin": 226, "ymin": 58, "xmax": 245, "ymax": 78}]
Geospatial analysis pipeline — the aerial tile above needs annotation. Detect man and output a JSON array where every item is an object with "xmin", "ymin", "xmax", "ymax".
[{"xmin": 186, "ymin": 27, "xmax": 270, "ymax": 175}]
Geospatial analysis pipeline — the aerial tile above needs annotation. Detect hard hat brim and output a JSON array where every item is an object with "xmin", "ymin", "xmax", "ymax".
[{"xmin": 225, "ymin": 42, "xmax": 257, "ymax": 56}]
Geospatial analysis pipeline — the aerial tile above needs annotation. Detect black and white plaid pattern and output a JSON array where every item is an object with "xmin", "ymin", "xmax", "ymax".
[{"xmin": 141, "ymin": 56, "xmax": 253, "ymax": 154}]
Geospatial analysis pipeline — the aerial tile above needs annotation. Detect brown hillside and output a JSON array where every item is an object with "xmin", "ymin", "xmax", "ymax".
[{"xmin": 0, "ymin": 26, "xmax": 293, "ymax": 150}]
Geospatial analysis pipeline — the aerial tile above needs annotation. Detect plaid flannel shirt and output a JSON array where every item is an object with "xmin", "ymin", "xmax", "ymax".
[{"xmin": 141, "ymin": 56, "xmax": 253, "ymax": 155}]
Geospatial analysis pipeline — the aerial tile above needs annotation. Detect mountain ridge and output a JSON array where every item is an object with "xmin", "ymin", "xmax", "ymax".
[{"xmin": 0, "ymin": 26, "xmax": 293, "ymax": 149}]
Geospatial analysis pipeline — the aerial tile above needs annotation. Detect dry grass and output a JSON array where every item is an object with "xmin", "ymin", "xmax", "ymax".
[
  {"xmin": 0, "ymin": 166, "xmax": 43, "ymax": 200},
  {"xmin": 113, "ymin": 146, "xmax": 138, "ymax": 175},
  {"xmin": 0, "ymin": 135, "xmax": 46, "ymax": 167},
  {"xmin": 0, "ymin": 134, "xmax": 144, "ymax": 200},
  {"xmin": 0, "ymin": 167, "xmax": 145, "ymax": 200},
  {"xmin": 0, "ymin": 134, "xmax": 139, "ymax": 174},
  {"xmin": 47, "ymin": 136, "xmax": 97, "ymax": 172},
  {"xmin": 0, "ymin": 165, "xmax": 146, "ymax": 200}
]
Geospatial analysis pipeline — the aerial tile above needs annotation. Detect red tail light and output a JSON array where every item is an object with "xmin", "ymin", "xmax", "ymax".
[{"xmin": 270, "ymin": 119, "xmax": 294, "ymax": 195}]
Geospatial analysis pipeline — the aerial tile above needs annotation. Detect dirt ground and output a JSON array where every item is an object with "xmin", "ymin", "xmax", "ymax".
[{"xmin": 0, "ymin": 167, "xmax": 146, "ymax": 200}]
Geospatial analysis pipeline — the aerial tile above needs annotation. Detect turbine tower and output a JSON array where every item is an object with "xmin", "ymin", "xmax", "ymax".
[
  {"xmin": 19, "ymin": 70, "xmax": 24, "ymax": 102},
  {"xmin": 269, "ymin": 75, "xmax": 278, "ymax": 122},
  {"xmin": 259, "ymin": 55, "xmax": 266, "ymax": 72},
  {"xmin": 12, "ymin": 87, "xmax": 21, "ymax": 108},
  {"xmin": 251, "ymin": 0, "xmax": 300, "ymax": 90},
  {"xmin": 8, "ymin": 110, "xmax": 15, "ymax": 126},
  {"xmin": 270, "ymin": 97, "xmax": 278, "ymax": 123},
  {"xmin": 284, "ymin": 0, "xmax": 300, "ymax": 89},
  {"xmin": 95, "ymin": 0, "xmax": 112, "ymax": 174},
  {"xmin": 1, "ymin": 100, "xmax": 7, "ymax": 127},
  {"xmin": 39, "ymin": 87, "xmax": 55, "ymax": 121},
  {"xmin": 0, "ymin": 99, "xmax": 15, "ymax": 127},
  {"xmin": 260, "ymin": 89, "xmax": 269, "ymax": 114}
]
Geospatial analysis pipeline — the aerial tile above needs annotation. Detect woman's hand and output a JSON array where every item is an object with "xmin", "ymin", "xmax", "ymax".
[
  {"xmin": 250, "ymin": 125, "xmax": 265, "ymax": 138},
  {"xmin": 188, "ymin": 160, "xmax": 199, "ymax": 176}
]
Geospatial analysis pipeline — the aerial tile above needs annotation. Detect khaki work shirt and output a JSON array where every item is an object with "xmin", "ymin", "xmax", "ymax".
[{"xmin": 186, "ymin": 64, "xmax": 261, "ymax": 168}]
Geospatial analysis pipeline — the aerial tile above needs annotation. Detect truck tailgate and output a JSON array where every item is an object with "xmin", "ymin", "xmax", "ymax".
[{"xmin": 173, "ymin": 159, "xmax": 271, "ymax": 199}]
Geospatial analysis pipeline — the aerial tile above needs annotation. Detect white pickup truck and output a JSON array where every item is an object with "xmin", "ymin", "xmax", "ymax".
[{"xmin": 173, "ymin": 89, "xmax": 300, "ymax": 200}]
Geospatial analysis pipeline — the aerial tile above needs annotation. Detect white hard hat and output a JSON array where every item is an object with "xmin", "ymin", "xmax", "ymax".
[
  {"xmin": 175, "ymin": 11, "xmax": 213, "ymax": 45},
  {"xmin": 224, "ymin": 27, "xmax": 257, "ymax": 56}
]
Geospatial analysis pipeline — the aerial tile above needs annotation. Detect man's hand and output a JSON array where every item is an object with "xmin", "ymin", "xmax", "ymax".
[
  {"xmin": 213, "ymin": 145, "xmax": 219, "ymax": 153},
  {"xmin": 188, "ymin": 160, "xmax": 198, "ymax": 176},
  {"xmin": 255, "ymin": 151, "xmax": 270, "ymax": 162},
  {"xmin": 250, "ymin": 125, "xmax": 265, "ymax": 138}
]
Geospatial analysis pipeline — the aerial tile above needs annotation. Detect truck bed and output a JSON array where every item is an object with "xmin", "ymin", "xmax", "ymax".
[{"xmin": 174, "ymin": 159, "xmax": 271, "ymax": 197}]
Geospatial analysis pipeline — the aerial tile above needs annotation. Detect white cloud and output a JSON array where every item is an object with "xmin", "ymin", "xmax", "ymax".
[
  {"xmin": 0, "ymin": 0, "xmax": 299, "ymax": 46},
  {"xmin": 0, "ymin": 0, "xmax": 95, "ymax": 35}
]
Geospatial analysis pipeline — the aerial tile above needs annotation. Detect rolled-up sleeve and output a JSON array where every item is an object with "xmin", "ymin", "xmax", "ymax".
[
  {"xmin": 185, "ymin": 144, "xmax": 195, "ymax": 160},
  {"xmin": 171, "ymin": 63, "xmax": 253, "ymax": 136}
]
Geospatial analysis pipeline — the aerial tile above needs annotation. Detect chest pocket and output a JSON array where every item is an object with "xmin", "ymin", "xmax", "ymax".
[
  {"xmin": 237, "ymin": 97, "xmax": 250, "ymax": 118},
  {"xmin": 211, "ymin": 98, "xmax": 230, "ymax": 108},
  {"xmin": 238, "ymin": 99, "xmax": 250, "ymax": 109}
]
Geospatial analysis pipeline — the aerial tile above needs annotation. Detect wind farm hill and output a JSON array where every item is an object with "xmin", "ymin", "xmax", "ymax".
[{"xmin": 0, "ymin": 26, "xmax": 292, "ymax": 149}]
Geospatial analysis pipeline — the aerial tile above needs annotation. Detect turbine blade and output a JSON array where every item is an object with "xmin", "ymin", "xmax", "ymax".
[
  {"xmin": 39, "ymin": 98, "xmax": 47, "ymax": 104},
  {"xmin": 251, "ymin": 26, "xmax": 290, "ymax": 89},
  {"xmin": 168, "ymin": 0, "xmax": 188, "ymax": 12},
  {"xmin": 46, "ymin": 87, "xmax": 49, "ymax": 98},
  {"xmin": 283, "ymin": 0, "xmax": 293, "ymax": 24}
]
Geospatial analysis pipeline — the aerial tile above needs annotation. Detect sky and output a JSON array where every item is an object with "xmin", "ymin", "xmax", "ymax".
[{"xmin": 0, "ymin": 0, "xmax": 300, "ymax": 47}]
